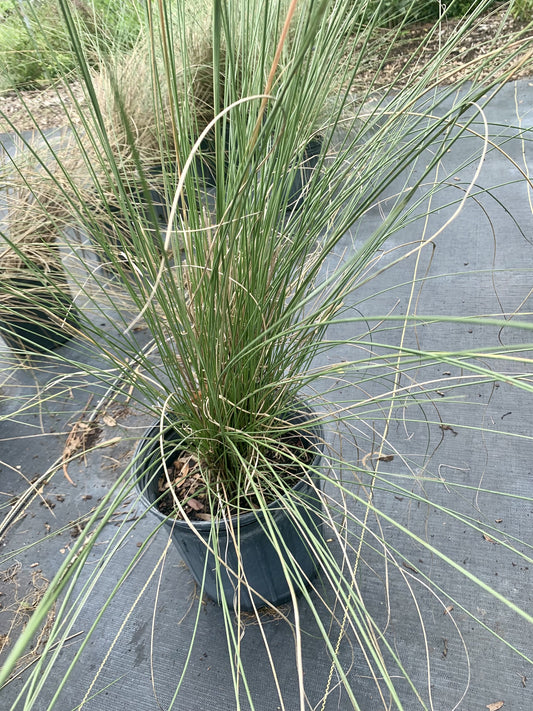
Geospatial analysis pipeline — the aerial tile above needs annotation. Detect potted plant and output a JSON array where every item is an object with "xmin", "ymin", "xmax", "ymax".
[
  {"xmin": 1, "ymin": 0, "xmax": 532, "ymax": 708},
  {"xmin": 0, "ymin": 182, "xmax": 79, "ymax": 354},
  {"xmin": 134, "ymin": 402, "xmax": 325, "ymax": 610}
]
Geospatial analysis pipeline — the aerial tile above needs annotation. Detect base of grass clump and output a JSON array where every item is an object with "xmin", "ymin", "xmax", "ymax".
[{"xmin": 134, "ymin": 412, "xmax": 325, "ymax": 611}]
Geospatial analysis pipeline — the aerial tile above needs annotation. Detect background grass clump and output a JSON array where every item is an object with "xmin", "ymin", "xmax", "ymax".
[
  {"xmin": 0, "ymin": 0, "xmax": 142, "ymax": 92},
  {"xmin": 0, "ymin": 0, "xmax": 515, "ymax": 93},
  {"xmin": 363, "ymin": 0, "xmax": 503, "ymax": 27},
  {"xmin": 511, "ymin": 0, "xmax": 533, "ymax": 19}
]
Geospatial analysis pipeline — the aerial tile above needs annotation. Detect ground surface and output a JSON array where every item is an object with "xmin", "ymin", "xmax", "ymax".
[{"xmin": 0, "ymin": 7, "xmax": 531, "ymax": 134}]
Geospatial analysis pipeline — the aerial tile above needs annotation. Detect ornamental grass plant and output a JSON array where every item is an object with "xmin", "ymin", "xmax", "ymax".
[
  {"xmin": 0, "ymin": 0, "xmax": 143, "ymax": 92},
  {"xmin": 0, "ymin": 0, "xmax": 532, "ymax": 708},
  {"xmin": 0, "ymin": 169, "xmax": 82, "ymax": 353}
]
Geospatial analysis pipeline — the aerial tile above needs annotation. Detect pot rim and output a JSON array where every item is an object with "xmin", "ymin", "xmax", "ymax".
[{"xmin": 134, "ymin": 409, "xmax": 324, "ymax": 531}]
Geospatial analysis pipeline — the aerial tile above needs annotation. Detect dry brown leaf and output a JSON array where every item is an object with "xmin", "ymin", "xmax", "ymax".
[
  {"xmin": 402, "ymin": 562, "xmax": 419, "ymax": 574},
  {"xmin": 444, "ymin": 605, "xmax": 454, "ymax": 615},
  {"xmin": 483, "ymin": 533, "xmax": 497, "ymax": 544},
  {"xmin": 62, "ymin": 407, "xmax": 102, "ymax": 485},
  {"xmin": 439, "ymin": 424, "xmax": 458, "ymax": 435},
  {"xmin": 102, "ymin": 414, "xmax": 117, "ymax": 427},
  {"xmin": 362, "ymin": 451, "xmax": 394, "ymax": 467},
  {"xmin": 187, "ymin": 498, "xmax": 204, "ymax": 511},
  {"xmin": 486, "ymin": 702, "xmax": 504, "ymax": 711}
]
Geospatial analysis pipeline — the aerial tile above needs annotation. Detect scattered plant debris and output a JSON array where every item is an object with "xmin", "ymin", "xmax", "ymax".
[
  {"xmin": 439, "ymin": 424, "xmax": 458, "ymax": 436},
  {"xmin": 0, "ymin": 564, "xmax": 56, "ymax": 682},
  {"xmin": 102, "ymin": 414, "xmax": 117, "ymax": 427},
  {"xmin": 62, "ymin": 408, "xmax": 102, "ymax": 486},
  {"xmin": 402, "ymin": 562, "xmax": 419, "ymax": 574}
]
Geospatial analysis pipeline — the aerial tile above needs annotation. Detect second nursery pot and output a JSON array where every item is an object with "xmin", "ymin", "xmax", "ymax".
[
  {"xmin": 135, "ymin": 407, "xmax": 324, "ymax": 611},
  {"xmin": 0, "ymin": 271, "xmax": 79, "ymax": 353}
]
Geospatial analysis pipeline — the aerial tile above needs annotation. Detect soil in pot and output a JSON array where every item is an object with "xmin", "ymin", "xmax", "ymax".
[{"xmin": 136, "ymin": 408, "xmax": 324, "ymax": 611}]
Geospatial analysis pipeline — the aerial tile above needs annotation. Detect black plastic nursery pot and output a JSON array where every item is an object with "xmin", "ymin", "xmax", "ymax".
[
  {"xmin": 0, "ymin": 274, "xmax": 79, "ymax": 353},
  {"xmin": 286, "ymin": 136, "xmax": 323, "ymax": 214},
  {"xmin": 91, "ymin": 165, "xmax": 189, "ymax": 273},
  {"xmin": 95, "ymin": 135, "xmax": 322, "ymax": 266},
  {"xmin": 135, "ymin": 407, "xmax": 324, "ymax": 611},
  {"xmin": 99, "ymin": 156, "xmax": 215, "ymax": 237}
]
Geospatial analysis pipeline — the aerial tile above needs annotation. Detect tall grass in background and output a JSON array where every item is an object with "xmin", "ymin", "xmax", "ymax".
[{"xmin": 0, "ymin": 0, "xmax": 142, "ymax": 91}]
